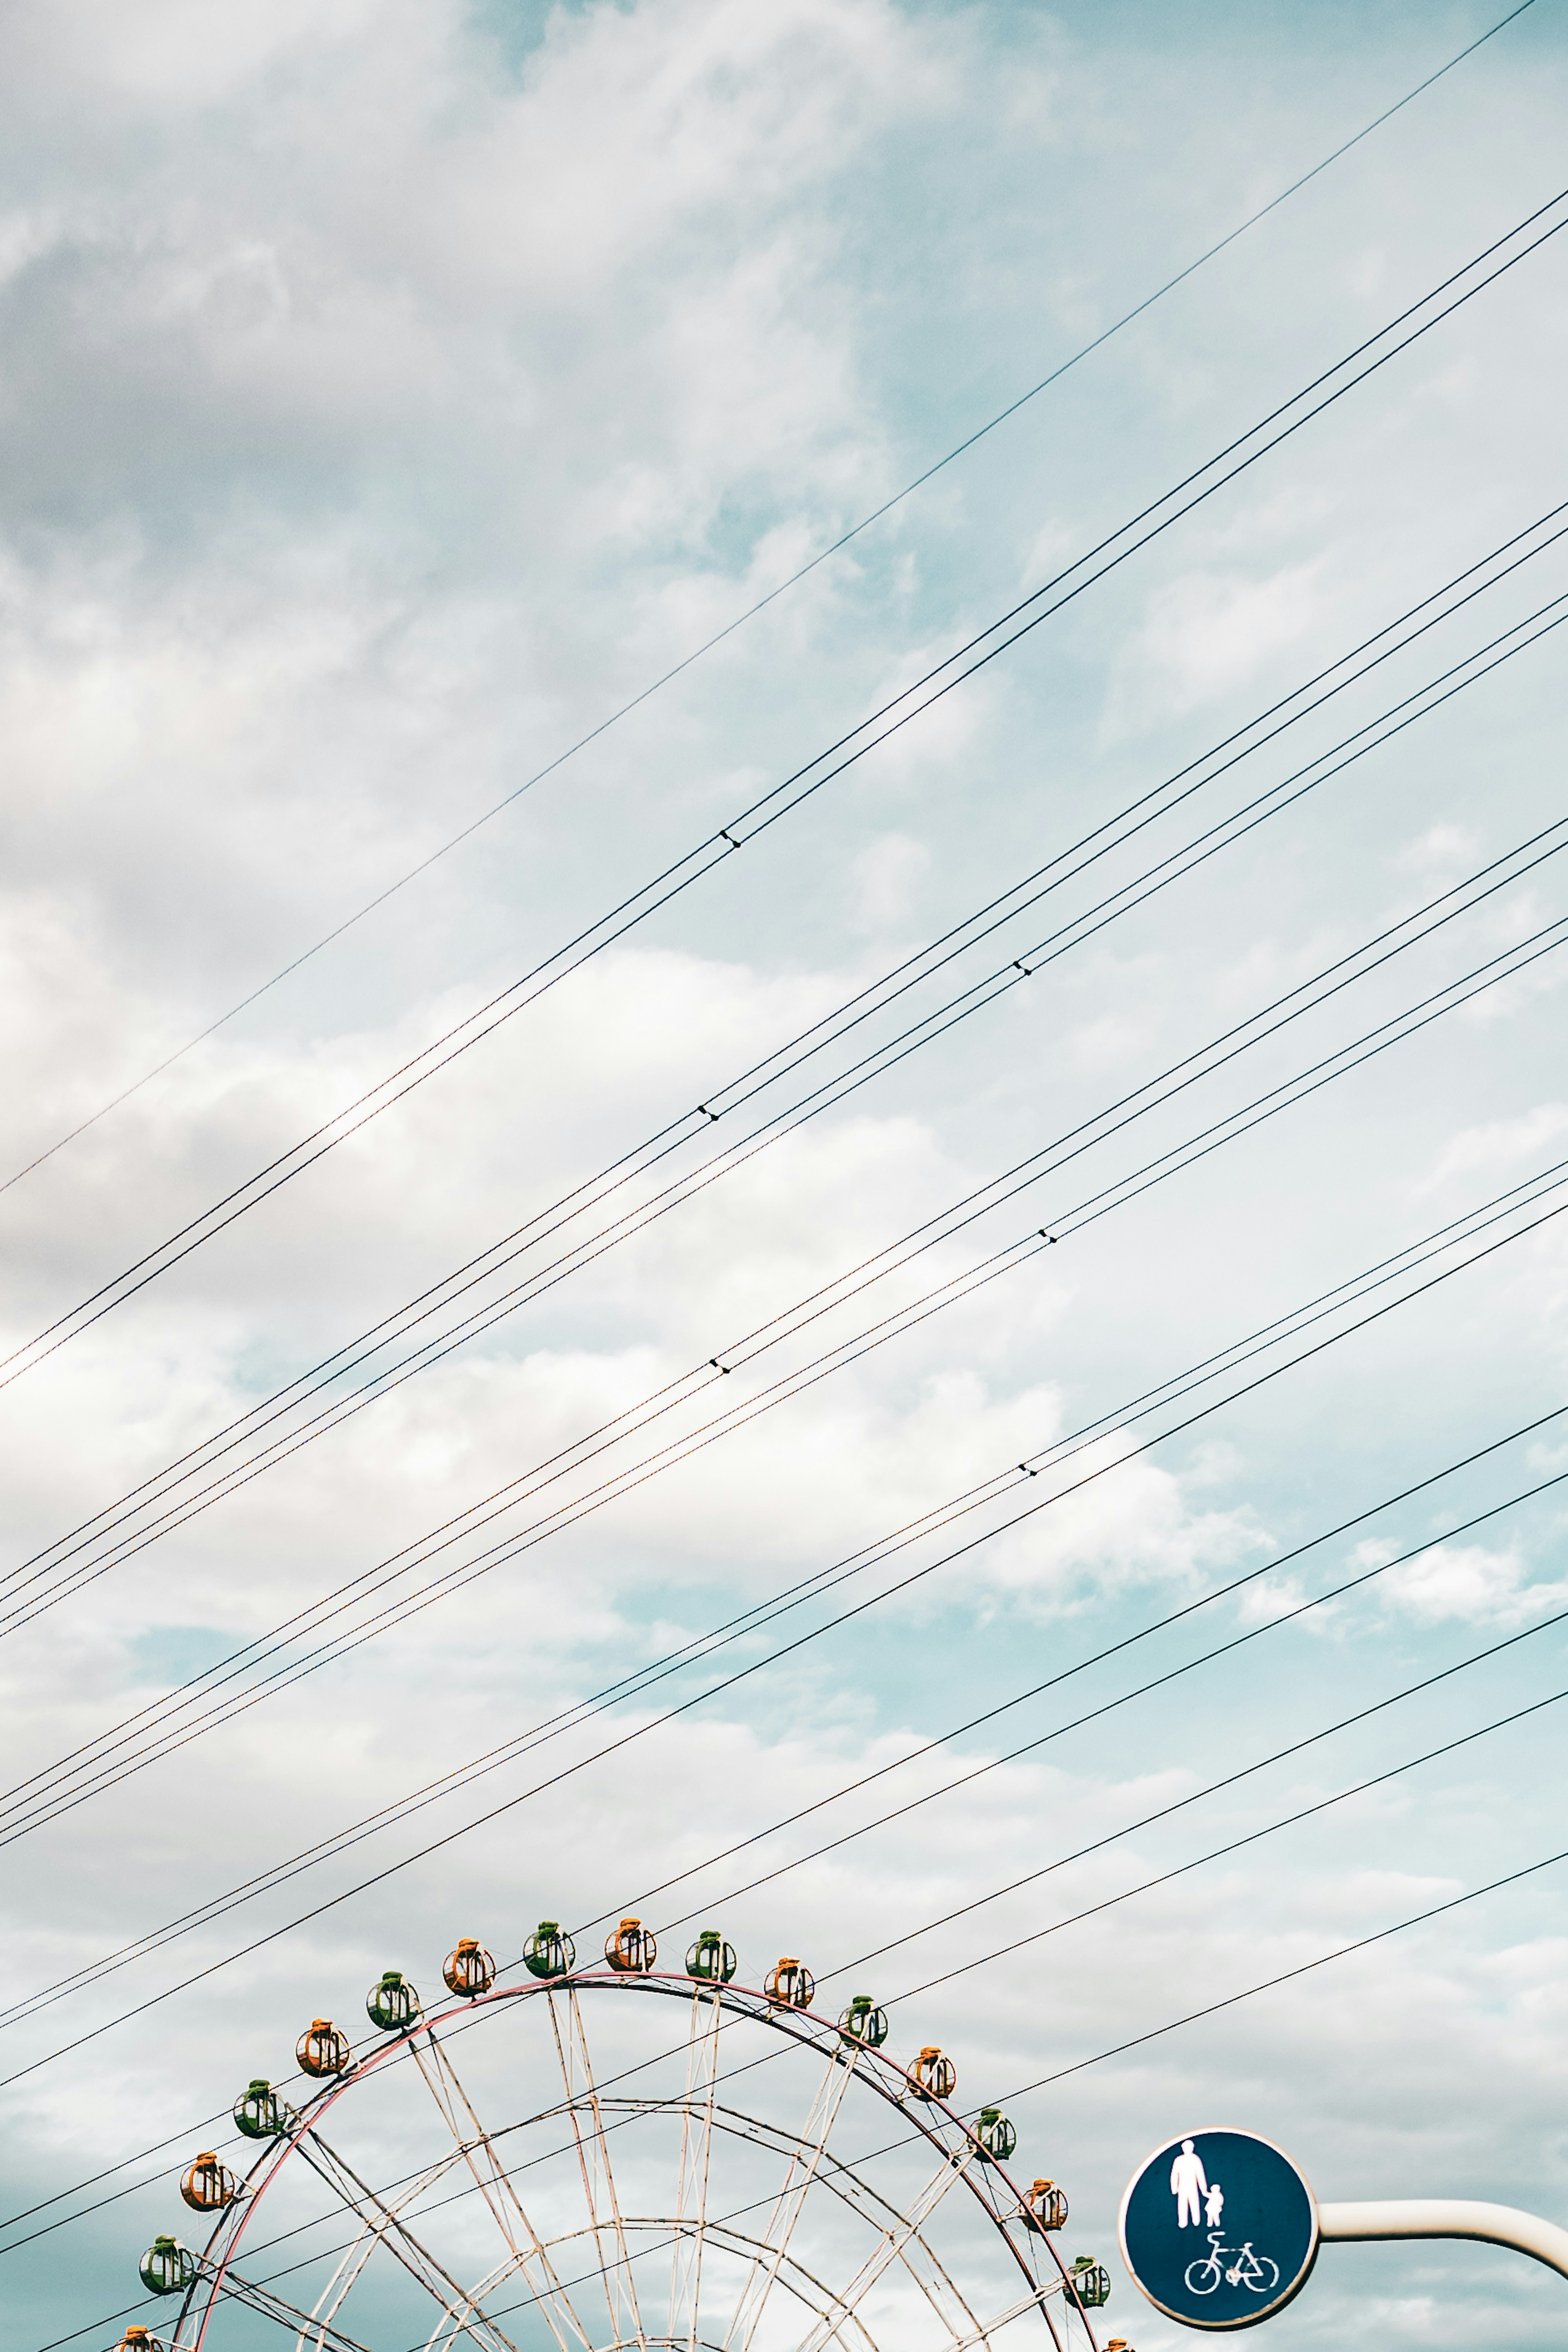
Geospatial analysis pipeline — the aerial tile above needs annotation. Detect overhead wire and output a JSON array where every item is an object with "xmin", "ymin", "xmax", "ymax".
[
  {"xmin": 621, "ymin": 1495, "xmax": 1568, "ymax": 1954},
  {"xmin": 40, "ymin": 953, "xmax": 1568, "ymax": 2327},
  {"xmin": 12, "ymin": 498, "xmax": 1568, "ymax": 1652},
  {"xmin": 5, "ymin": 1152, "xmax": 1566, "ymax": 2054},
  {"xmin": 887, "ymin": 1671, "xmax": 1568, "ymax": 2002},
  {"xmin": 5, "ymin": 0, "xmax": 1536, "ymax": 1206},
  {"xmin": 11, "ymin": 607, "xmax": 1568, "ymax": 1667},
  {"xmin": 6, "ymin": 181, "xmax": 1568, "ymax": 1391},
  {"xmin": 7, "ymin": 1367, "xmax": 1566, "ymax": 2116},
  {"xmin": 7, "ymin": 934, "xmax": 1566, "ymax": 1883},
  {"xmin": 5, "ymin": 811, "xmax": 1565, "ymax": 1837},
  {"xmin": 995, "ymin": 1839, "xmax": 1568, "ymax": 2103}
]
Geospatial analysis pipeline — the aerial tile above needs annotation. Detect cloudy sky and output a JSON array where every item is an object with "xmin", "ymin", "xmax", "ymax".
[{"xmin": 2, "ymin": 0, "xmax": 1567, "ymax": 2346}]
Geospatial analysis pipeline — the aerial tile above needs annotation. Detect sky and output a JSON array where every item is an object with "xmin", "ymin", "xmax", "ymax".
[{"xmin": 1, "ymin": 0, "xmax": 1567, "ymax": 2347}]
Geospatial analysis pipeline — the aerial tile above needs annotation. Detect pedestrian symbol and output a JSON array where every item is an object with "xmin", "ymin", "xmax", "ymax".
[
  {"xmin": 1119, "ymin": 2128, "xmax": 1319, "ymax": 2330},
  {"xmin": 1172, "ymin": 2138, "xmax": 1207, "ymax": 2229}
]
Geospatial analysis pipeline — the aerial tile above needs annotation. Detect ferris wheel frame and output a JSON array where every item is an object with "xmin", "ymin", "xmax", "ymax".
[{"xmin": 158, "ymin": 1966, "xmax": 1104, "ymax": 2352}]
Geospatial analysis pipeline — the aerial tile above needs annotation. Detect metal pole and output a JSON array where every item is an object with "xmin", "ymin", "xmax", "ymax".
[{"xmin": 1319, "ymin": 2200, "xmax": 1568, "ymax": 2281}]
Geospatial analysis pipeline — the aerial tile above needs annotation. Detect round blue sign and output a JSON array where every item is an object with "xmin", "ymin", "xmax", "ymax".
[{"xmin": 1118, "ymin": 2127, "xmax": 1319, "ymax": 2330}]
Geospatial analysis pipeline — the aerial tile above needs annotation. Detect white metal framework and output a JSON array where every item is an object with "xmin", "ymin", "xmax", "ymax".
[{"xmin": 153, "ymin": 1970, "xmax": 1105, "ymax": 2352}]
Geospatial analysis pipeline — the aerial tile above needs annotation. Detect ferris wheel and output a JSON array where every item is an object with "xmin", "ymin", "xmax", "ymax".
[{"xmin": 120, "ymin": 1919, "xmax": 1119, "ymax": 2352}]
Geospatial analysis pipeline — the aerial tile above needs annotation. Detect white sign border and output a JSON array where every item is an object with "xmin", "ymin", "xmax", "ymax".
[{"xmin": 1117, "ymin": 2122, "xmax": 1322, "ymax": 2332}]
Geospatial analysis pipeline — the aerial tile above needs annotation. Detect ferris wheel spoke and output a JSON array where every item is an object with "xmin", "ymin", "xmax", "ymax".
[
  {"xmin": 668, "ymin": 1985, "xmax": 722, "ymax": 2352},
  {"xmin": 299, "ymin": 2131, "xmax": 524, "ymax": 2352},
  {"xmin": 547, "ymin": 1986, "xmax": 649, "ymax": 2352},
  {"xmin": 891, "ymin": 2228, "xmax": 1015, "ymax": 2352},
  {"xmin": 692, "ymin": 2219, "xmax": 880, "ymax": 2352},
  {"xmin": 274, "ymin": 2151, "xmax": 465, "ymax": 2352},
  {"xmin": 194, "ymin": 2255, "xmax": 379, "ymax": 2352},
  {"xmin": 724, "ymin": 2044, "xmax": 862, "ymax": 2352},
  {"xmin": 412, "ymin": 2027, "xmax": 598, "ymax": 2352},
  {"xmin": 940, "ymin": 2281, "xmax": 1070, "ymax": 2352},
  {"xmin": 416, "ymin": 2249, "xmax": 535, "ymax": 2352},
  {"xmin": 788, "ymin": 2147, "xmax": 979, "ymax": 2352}
]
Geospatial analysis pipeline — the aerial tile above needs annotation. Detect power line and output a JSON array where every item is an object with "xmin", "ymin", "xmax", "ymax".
[
  {"xmin": 7, "ymin": 182, "xmax": 1566, "ymax": 1391},
  {"xmin": 12, "ymin": 875, "xmax": 1568, "ymax": 2248},
  {"xmin": 10, "ymin": 738, "xmax": 1566, "ymax": 1674},
  {"xmin": 5, "ymin": 0, "xmax": 1536, "ymax": 1207},
  {"xmin": 6, "ymin": 1357, "xmax": 1566, "ymax": 2114},
  {"xmin": 1001, "ymin": 1841, "xmax": 1568, "ymax": 2104},
  {"xmin": 13, "ymin": 503, "xmax": 1567, "ymax": 1654},
  {"xmin": 7, "ymin": 925, "xmax": 1565, "ymax": 1885},
  {"xmin": 5, "ymin": 1155, "xmax": 1564, "ymax": 2052},
  {"xmin": 31, "ymin": 850, "xmax": 1568, "ymax": 2320},
  {"xmin": 4, "ymin": 818, "xmax": 1562, "ymax": 1839},
  {"xmin": 635, "ymin": 1536, "xmax": 1568, "ymax": 1957},
  {"xmin": 888, "ymin": 1675, "xmax": 1568, "ymax": 2004}
]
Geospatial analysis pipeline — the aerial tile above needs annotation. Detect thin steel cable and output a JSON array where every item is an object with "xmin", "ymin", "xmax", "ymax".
[
  {"xmin": 7, "ymin": 182, "xmax": 1566, "ymax": 1390},
  {"xmin": 5, "ymin": 818, "xmax": 1562, "ymax": 1833},
  {"xmin": 5, "ymin": 1149, "xmax": 1565, "ymax": 2052},
  {"xmin": 998, "ymin": 1841, "xmax": 1568, "ymax": 2103},
  {"xmin": 5, "ymin": 1332, "xmax": 1565, "ymax": 2111},
  {"xmin": 9, "ymin": 726, "xmax": 1566, "ymax": 1676},
  {"xmin": 13, "ymin": 509, "xmax": 1567, "ymax": 1650},
  {"xmin": 626, "ymin": 1488, "xmax": 1568, "ymax": 1950},
  {"xmin": 6, "ymin": 896, "xmax": 1566, "ymax": 1873},
  {"xmin": 7, "ymin": 0, "xmax": 1536, "ymax": 1211},
  {"xmin": 5, "ymin": 850, "xmax": 1563, "ymax": 1862}
]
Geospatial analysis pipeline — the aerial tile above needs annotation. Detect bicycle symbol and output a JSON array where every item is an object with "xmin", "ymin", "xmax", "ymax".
[{"xmin": 1183, "ymin": 2232, "xmax": 1281, "ymax": 2296}]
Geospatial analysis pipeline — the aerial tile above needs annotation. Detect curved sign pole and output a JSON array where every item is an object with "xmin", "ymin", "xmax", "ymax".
[{"xmin": 1319, "ymin": 2199, "xmax": 1568, "ymax": 2281}]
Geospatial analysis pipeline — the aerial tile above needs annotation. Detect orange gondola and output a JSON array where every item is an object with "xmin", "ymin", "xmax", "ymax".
[
  {"xmin": 1023, "ymin": 2177, "xmax": 1068, "ymax": 2231},
  {"xmin": 909, "ymin": 2045, "xmax": 956, "ymax": 2101},
  {"xmin": 763, "ymin": 1956, "xmax": 815, "ymax": 2009},
  {"xmin": 605, "ymin": 1917, "xmax": 657, "ymax": 1972},
  {"xmin": 180, "ymin": 2152, "xmax": 238, "ymax": 2212},
  {"xmin": 443, "ymin": 1937, "xmax": 497, "ymax": 1997},
  {"xmin": 296, "ymin": 2017, "xmax": 351, "ymax": 2077}
]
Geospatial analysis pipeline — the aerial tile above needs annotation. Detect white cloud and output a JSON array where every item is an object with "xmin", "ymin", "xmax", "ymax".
[
  {"xmin": 1378, "ymin": 1541, "xmax": 1568, "ymax": 1629},
  {"xmin": 1102, "ymin": 558, "xmax": 1327, "ymax": 733},
  {"xmin": 849, "ymin": 830, "xmax": 930, "ymax": 932},
  {"xmin": 1417, "ymin": 1101, "xmax": 1568, "ymax": 1194}
]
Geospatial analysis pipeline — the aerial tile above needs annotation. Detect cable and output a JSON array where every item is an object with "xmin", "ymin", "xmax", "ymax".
[
  {"xmin": 11, "ymin": 722, "xmax": 1567, "ymax": 1674},
  {"xmin": 6, "ymin": 1155, "xmax": 1565, "ymax": 2056},
  {"xmin": 8, "ymin": 932, "xmax": 1566, "ymax": 1884},
  {"xmin": 5, "ymin": 821, "xmax": 1563, "ymax": 1835},
  {"xmin": 7, "ymin": 0, "xmax": 1535, "ymax": 1210},
  {"xmin": 7, "ymin": 181, "xmax": 1566, "ymax": 1390},
  {"xmin": 630, "ymin": 1534, "xmax": 1568, "ymax": 1957},
  {"xmin": 7, "ymin": 1377, "xmax": 1566, "ymax": 2120},
  {"xmin": 40, "ymin": 114, "xmax": 1568, "ymax": 2352},
  {"xmin": 1001, "ymin": 1841, "xmax": 1568, "ymax": 2102},
  {"xmin": 13, "ymin": 505, "xmax": 1568, "ymax": 1647}
]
